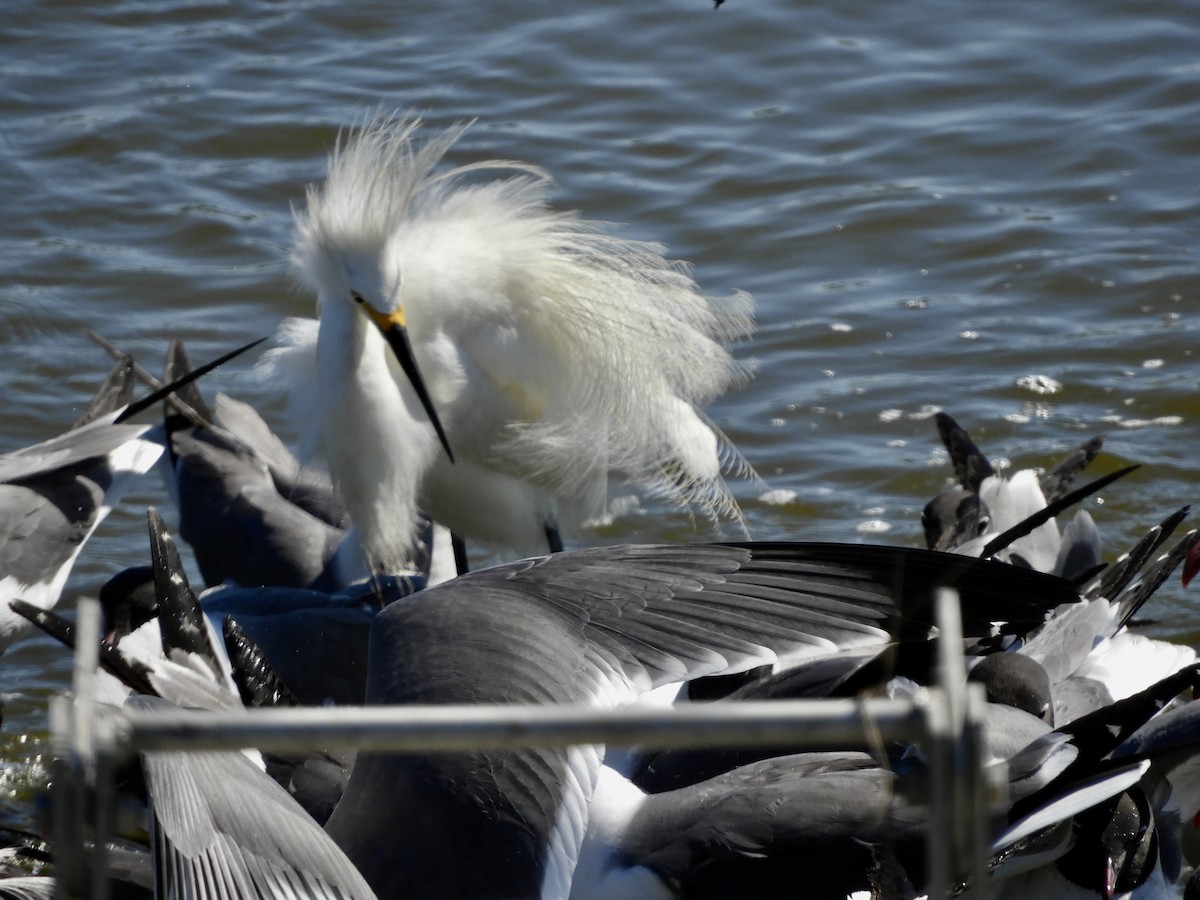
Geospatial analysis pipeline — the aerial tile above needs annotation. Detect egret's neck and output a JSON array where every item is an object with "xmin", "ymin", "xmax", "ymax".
[{"xmin": 316, "ymin": 298, "xmax": 441, "ymax": 573}]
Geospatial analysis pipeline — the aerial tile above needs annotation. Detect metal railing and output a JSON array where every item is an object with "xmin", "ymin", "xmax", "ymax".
[{"xmin": 51, "ymin": 588, "xmax": 996, "ymax": 899}]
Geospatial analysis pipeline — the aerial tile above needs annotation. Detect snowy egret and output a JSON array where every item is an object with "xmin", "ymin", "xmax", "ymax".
[{"xmin": 260, "ymin": 115, "xmax": 755, "ymax": 574}]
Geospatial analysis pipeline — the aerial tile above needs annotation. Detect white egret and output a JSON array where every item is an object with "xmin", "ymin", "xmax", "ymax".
[{"xmin": 259, "ymin": 115, "xmax": 755, "ymax": 575}]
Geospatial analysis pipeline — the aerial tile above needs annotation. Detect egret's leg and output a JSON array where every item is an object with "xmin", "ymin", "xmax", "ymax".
[
  {"xmin": 451, "ymin": 533, "xmax": 469, "ymax": 576},
  {"xmin": 544, "ymin": 524, "xmax": 564, "ymax": 554}
]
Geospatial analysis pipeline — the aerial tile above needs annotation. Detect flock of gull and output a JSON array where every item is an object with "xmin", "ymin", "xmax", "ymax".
[{"xmin": 1, "ymin": 115, "xmax": 1199, "ymax": 900}]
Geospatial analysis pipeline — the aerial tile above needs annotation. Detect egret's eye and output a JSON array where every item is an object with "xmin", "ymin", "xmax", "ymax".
[{"xmin": 351, "ymin": 292, "xmax": 365, "ymax": 305}]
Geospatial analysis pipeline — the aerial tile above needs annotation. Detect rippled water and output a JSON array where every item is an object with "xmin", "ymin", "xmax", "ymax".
[{"xmin": 1, "ymin": 0, "xmax": 1198, "ymax": 849}]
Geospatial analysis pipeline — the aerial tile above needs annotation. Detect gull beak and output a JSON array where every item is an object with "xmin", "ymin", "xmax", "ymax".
[{"xmin": 363, "ymin": 304, "xmax": 455, "ymax": 463}]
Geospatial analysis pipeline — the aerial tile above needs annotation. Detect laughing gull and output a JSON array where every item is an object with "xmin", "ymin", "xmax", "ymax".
[
  {"xmin": 1111, "ymin": 697, "xmax": 1200, "ymax": 886},
  {"xmin": 597, "ymin": 681, "xmax": 1198, "ymax": 900},
  {"xmin": 626, "ymin": 506, "xmax": 1199, "ymax": 802},
  {"xmin": 19, "ymin": 509, "xmax": 364, "ymax": 835},
  {"xmin": 131, "ymin": 694, "xmax": 377, "ymax": 900},
  {"xmin": 131, "ymin": 540, "xmax": 1200, "ymax": 899},
  {"xmin": 0, "ymin": 338, "xmax": 266, "ymax": 652},
  {"xmin": 156, "ymin": 337, "xmax": 352, "ymax": 591},
  {"xmin": 13, "ymin": 507, "xmax": 241, "ymax": 711},
  {"xmin": 1015, "ymin": 510, "xmax": 1199, "ymax": 726},
  {"xmin": 0, "ymin": 336, "xmax": 262, "ymax": 643},
  {"xmin": 569, "ymin": 752, "xmax": 929, "ymax": 900},
  {"xmin": 923, "ymin": 411, "xmax": 1114, "ymax": 579},
  {"xmin": 322, "ymin": 541, "xmax": 1078, "ymax": 899},
  {"xmin": 987, "ymin": 666, "xmax": 1200, "ymax": 899},
  {"xmin": 919, "ymin": 414, "xmax": 1198, "ymax": 725},
  {"xmin": 0, "ymin": 355, "xmax": 161, "ymax": 651},
  {"xmin": 80, "ymin": 508, "xmax": 420, "ymax": 708}
]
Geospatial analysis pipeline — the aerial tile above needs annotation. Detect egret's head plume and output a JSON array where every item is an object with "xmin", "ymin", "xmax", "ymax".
[
  {"xmin": 278, "ymin": 113, "xmax": 759, "ymax": 567},
  {"xmin": 291, "ymin": 114, "xmax": 472, "ymax": 308}
]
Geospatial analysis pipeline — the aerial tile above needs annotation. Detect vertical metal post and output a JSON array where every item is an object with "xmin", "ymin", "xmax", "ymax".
[
  {"xmin": 939, "ymin": 585, "xmax": 967, "ymax": 895},
  {"xmin": 52, "ymin": 599, "xmax": 104, "ymax": 900},
  {"xmin": 959, "ymin": 681, "xmax": 991, "ymax": 899},
  {"xmin": 89, "ymin": 726, "xmax": 115, "ymax": 900},
  {"xmin": 925, "ymin": 586, "xmax": 985, "ymax": 898},
  {"xmin": 50, "ymin": 695, "xmax": 81, "ymax": 900},
  {"xmin": 924, "ymin": 687, "xmax": 953, "ymax": 900}
]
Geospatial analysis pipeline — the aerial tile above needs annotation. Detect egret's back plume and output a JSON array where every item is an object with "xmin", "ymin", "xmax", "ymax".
[{"xmin": 261, "ymin": 115, "xmax": 756, "ymax": 572}]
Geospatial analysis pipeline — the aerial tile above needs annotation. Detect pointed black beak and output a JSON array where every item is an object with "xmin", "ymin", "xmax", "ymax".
[{"xmin": 365, "ymin": 306, "xmax": 455, "ymax": 463}]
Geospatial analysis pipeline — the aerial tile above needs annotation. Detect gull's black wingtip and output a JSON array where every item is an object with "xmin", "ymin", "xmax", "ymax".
[
  {"xmin": 10, "ymin": 598, "xmax": 159, "ymax": 696},
  {"xmin": 146, "ymin": 506, "xmax": 209, "ymax": 664},
  {"xmin": 721, "ymin": 540, "xmax": 1081, "ymax": 639},
  {"xmin": 73, "ymin": 355, "xmax": 136, "ymax": 429},
  {"xmin": 162, "ymin": 336, "xmax": 216, "ymax": 429}
]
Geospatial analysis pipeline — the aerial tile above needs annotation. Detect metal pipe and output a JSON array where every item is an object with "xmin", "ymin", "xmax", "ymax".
[
  {"xmin": 110, "ymin": 695, "xmax": 932, "ymax": 755},
  {"xmin": 58, "ymin": 588, "xmax": 994, "ymax": 898}
]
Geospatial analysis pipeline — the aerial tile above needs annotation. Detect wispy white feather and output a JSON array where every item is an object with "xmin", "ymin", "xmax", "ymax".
[{"xmin": 262, "ymin": 115, "xmax": 756, "ymax": 568}]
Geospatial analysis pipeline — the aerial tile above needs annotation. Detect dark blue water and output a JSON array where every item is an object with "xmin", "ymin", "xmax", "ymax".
[{"xmin": 1, "ymin": 0, "xmax": 1198, "ymax": 853}]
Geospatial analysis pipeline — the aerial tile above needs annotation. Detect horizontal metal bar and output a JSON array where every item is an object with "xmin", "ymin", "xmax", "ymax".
[{"xmin": 108, "ymin": 695, "xmax": 933, "ymax": 755}]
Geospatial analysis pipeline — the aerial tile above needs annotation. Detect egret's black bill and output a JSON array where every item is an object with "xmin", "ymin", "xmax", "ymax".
[{"xmin": 381, "ymin": 323, "xmax": 455, "ymax": 463}]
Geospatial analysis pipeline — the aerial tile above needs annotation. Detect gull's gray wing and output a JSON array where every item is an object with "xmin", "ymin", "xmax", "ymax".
[
  {"xmin": 607, "ymin": 752, "xmax": 925, "ymax": 899},
  {"xmin": 0, "ymin": 425, "xmax": 162, "ymax": 648},
  {"xmin": 328, "ymin": 541, "xmax": 1079, "ymax": 900},
  {"xmin": 0, "ymin": 877, "xmax": 56, "ymax": 900},
  {"xmin": 167, "ymin": 421, "xmax": 344, "ymax": 590},
  {"xmin": 212, "ymin": 393, "xmax": 347, "ymax": 531},
  {"xmin": 160, "ymin": 335, "xmax": 347, "ymax": 588},
  {"xmin": 0, "ymin": 421, "xmax": 154, "ymax": 485},
  {"xmin": 934, "ymin": 411, "xmax": 997, "ymax": 492},
  {"xmin": 132, "ymin": 695, "xmax": 376, "ymax": 900}
]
